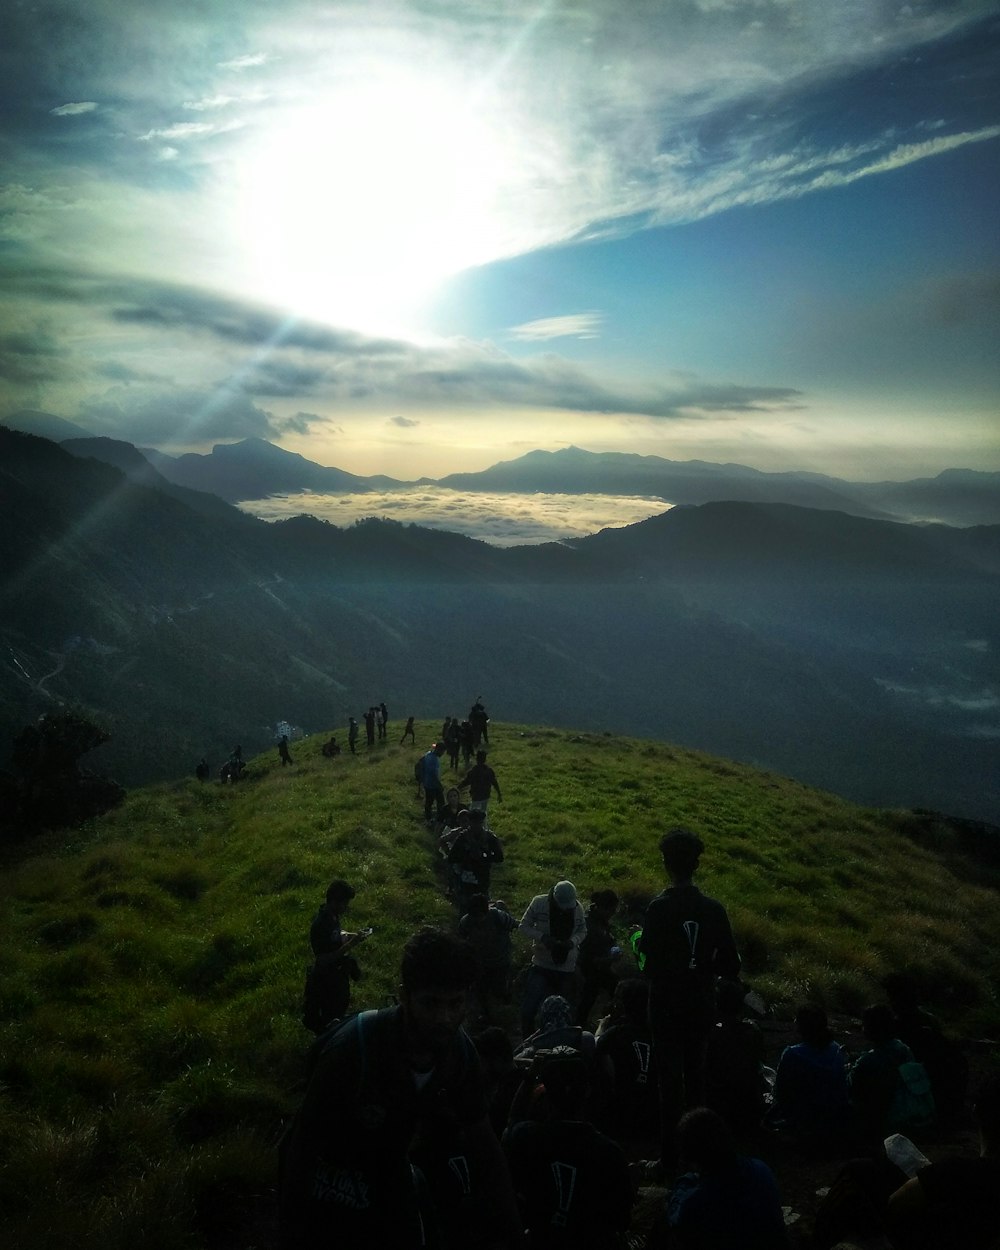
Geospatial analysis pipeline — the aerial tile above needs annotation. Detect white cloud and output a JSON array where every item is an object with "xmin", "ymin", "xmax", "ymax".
[
  {"xmin": 50, "ymin": 101, "xmax": 98, "ymax": 116},
  {"xmin": 507, "ymin": 313, "xmax": 604, "ymax": 341},
  {"xmin": 237, "ymin": 486, "xmax": 668, "ymax": 546}
]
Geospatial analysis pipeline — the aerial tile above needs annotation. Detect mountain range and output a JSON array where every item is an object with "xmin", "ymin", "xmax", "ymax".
[
  {"xmin": 5, "ymin": 408, "xmax": 1000, "ymax": 526},
  {"xmin": 2, "ymin": 424, "xmax": 998, "ymax": 825}
]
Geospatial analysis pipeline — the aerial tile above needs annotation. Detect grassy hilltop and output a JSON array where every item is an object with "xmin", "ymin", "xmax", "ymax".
[{"xmin": 1, "ymin": 722, "xmax": 998, "ymax": 1247}]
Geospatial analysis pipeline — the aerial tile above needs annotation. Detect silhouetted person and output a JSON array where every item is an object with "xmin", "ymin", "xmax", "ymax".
[
  {"xmin": 445, "ymin": 716, "xmax": 461, "ymax": 769},
  {"xmin": 647, "ymin": 1107, "xmax": 787, "ymax": 1250},
  {"xmin": 378, "ymin": 701, "xmax": 388, "ymax": 740},
  {"xmin": 302, "ymin": 879, "xmax": 368, "ymax": 1034},
  {"xmin": 850, "ymin": 1003, "xmax": 930, "ymax": 1146},
  {"xmin": 884, "ymin": 970, "xmax": 968, "ymax": 1123},
  {"xmin": 458, "ymin": 749, "xmax": 502, "ymax": 817},
  {"xmin": 195, "ymin": 757, "xmax": 210, "ymax": 782},
  {"xmin": 447, "ymin": 810, "xmax": 504, "ymax": 913},
  {"xmin": 278, "ymin": 734, "xmax": 293, "ymax": 766},
  {"xmin": 469, "ymin": 698, "xmax": 489, "ymax": 747},
  {"xmin": 503, "ymin": 1048, "xmax": 633, "ymax": 1249},
  {"xmin": 321, "ymin": 736, "xmax": 341, "ymax": 758},
  {"xmin": 460, "ymin": 894, "xmax": 518, "ymax": 1023},
  {"xmin": 460, "ymin": 719, "xmax": 475, "ymax": 766},
  {"xmin": 594, "ymin": 978, "xmax": 658, "ymax": 1140},
  {"xmin": 400, "ymin": 715, "xmax": 415, "ymax": 745},
  {"xmin": 768, "ymin": 1003, "xmax": 852, "ymax": 1153},
  {"xmin": 348, "ymin": 717, "xmax": 359, "ymax": 754},
  {"xmin": 639, "ymin": 828, "xmax": 740, "ymax": 1172},
  {"xmin": 280, "ymin": 927, "xmax": 525, "ymax": 1248},
  {"xmin": 705, "ymin": 978, "xmax": 767, "ymax": 1131},
  {"xmin": 364, "ymin": 706, "xmax": 376, "ymax": 747},
  {"xmin": 576, "ymin": 888, "xmax": 621, "ymax": 1027}
]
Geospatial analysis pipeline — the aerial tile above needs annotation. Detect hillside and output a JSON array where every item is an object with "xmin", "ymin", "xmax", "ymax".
[
  {"xmin": 1, "ymin": 724, "xmax": 997, "ymax": 1247},
  {"xmin": 1, "ymin": 427, "xmax": 998, "ymax": 822}
]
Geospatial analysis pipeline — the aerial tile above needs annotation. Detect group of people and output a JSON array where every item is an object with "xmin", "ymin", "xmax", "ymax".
[{"xmin": 284, "ymin": 818, "xmax": 995, "ymax": 1249}]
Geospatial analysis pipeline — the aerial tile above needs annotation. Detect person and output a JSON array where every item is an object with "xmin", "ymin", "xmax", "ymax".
[
  {"xmin": 447, "ymin": 810, "xmax": 504, "ymax": 913},
  {"xmin": 576, "ymin": 888, "xmax": 621, "ymax": 1027},
  {"xmin": 515, "ymin": 994, "xmax": 596, "ymax": 1063},
  {"xmin": 473, "ymin": 1026, "xmax": 521, "ymax": 1138},
  {"xmin": 518, "ymin": 881, "xmax": 587, "ymax": 1037},
  {"xmin": 220, "ymin": 744, "xmax": 245, "ymax": 783},
  {"xmin": 886, "ymin": 1073, "xmax": 1000, "ymax": 1249},
  {"xmin": 503, "ymin": 1047, "xmax": 633, "ymax": 1249},
  {"xmin": 302, "ymin": 879, "xmax": 368, "ymax": 1034},
  {"xmin": 813, "ymin": 1074, "xmax": 1000, "ymax": 1250},
  {"xmin": 458, "ymin": 749, "xmax": 503, "ymax": 816},
  {"xmin": 469, "ymin": 698, "xmax": 490, "ymax": 747},
  {"xmin": 647, "ymin": 1107, "xmax": 788, "ymax": 1249},
  {"xmin": 278, "ymin": 734, "xmax": 293, "ymax": 766},
  {"xmin": 705, "ymin": 978, "xmax": 767, "ymax": 1132},
  {"xmin": 460, "ymin": 718, "xmax": 475, "ymax": 766},
  {"xmin": 638, "ymin": 828, "xmax": 741, "ymax": 1171},
  {"xmin": 280, "ymin": 927, "xmax": 526, "ymax": 1248},
  {"xmin": 321, "ymin": 736, "xmax": 341, "ymax": 758},
  {"xmin": 195, "ymin": 757, "xmax": 210, "ymax": 782},
  {"xmin": 400, "ymin": 715, "xmax": 416, "ymax": 745},
  {"xmin": 437, "ymin": 786, "xmax": 466, "ymax": 837},
  {"xmin": 594, "ymin": 978, "xmax": 658, "ymax": 1140},
  {"xmin": 348, "ymin": 716, "xmax": 359, "ymax": 754},
  {"xmin": 378, "ymin": 700, "xmax": 388, "ymax": 740},
  {"xmin": 364, "ymin": 706, "xmax": 376, "ymax": 747},
  {"xmin": 767, "ymin": 1003, "xmax": 852, "ymax": 1152},
  {"xmin": 445, "ymin": 716, "xmax": 462, "ymax": 770},
  {"xmin": 884, "ymin": 970, "xmax": 968, "ymax": 1123},
  {"xmin": 420, "ymin": 741, "xmax": 447, "ymax": 824},
  {"xmin": 460, "ymin": 894, "xmax": 519, "ymax": 1023},
  {"xmin": 849, "ymin": 1003, "xmax": 932, "ymax": 1146}
]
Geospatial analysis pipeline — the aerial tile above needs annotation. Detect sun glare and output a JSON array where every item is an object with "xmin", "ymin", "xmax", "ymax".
[{"xmin": 232, "ymin": 71, "xmax": 520, "ymax": 336}]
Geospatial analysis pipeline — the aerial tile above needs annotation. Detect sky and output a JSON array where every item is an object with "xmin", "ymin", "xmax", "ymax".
[{"xmin": 2, "ymin": 0, "xmax": 999, "ymax": 484}]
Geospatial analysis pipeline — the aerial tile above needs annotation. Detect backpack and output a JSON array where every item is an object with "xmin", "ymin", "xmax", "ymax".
[{"xmin": 888, "ymin": 1058, "xmax": 936, "ymax": 1133}]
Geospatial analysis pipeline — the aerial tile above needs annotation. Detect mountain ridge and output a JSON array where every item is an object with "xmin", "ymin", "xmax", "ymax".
[
  {"xmin": 1, "ymin": 426, "xmax": 997, "ymax": 823},
  {"xmin": 4, "ymin": 411, "xmax": 999, "ymax": 526}
]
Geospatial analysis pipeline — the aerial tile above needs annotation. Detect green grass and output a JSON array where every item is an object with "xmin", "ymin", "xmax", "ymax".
[{"xmin": 1, "ymin": 721, "xmax": 998, "ymax": 1246}]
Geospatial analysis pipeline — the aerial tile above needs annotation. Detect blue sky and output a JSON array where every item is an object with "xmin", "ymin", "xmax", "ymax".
[{"xmin": 2, "ymin": 0, "xmax": 998, "ymax": 480}]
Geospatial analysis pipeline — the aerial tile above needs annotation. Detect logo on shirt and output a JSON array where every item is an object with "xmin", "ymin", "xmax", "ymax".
[
  {"xmin": 682, "ymin": 919, "xmax": 700, "ymax": 969},
  {"xmin": 550, "ymin": 1161, "xmax": 578, "ymax": 1227}
]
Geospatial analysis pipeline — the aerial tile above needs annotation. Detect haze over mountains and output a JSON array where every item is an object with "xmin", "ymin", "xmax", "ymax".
[
  {"xmin": 2, "ymin": 422, "xmax": 998, "ymax": 825},
  {"xmin": 6, "ymin": 408, "xmax": 1000, "ymax": 528}
]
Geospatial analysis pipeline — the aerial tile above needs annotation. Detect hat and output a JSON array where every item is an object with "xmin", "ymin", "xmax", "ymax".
[{"xmin": 552, "ymin": 880, "xmax": 578, "ymax": 909}]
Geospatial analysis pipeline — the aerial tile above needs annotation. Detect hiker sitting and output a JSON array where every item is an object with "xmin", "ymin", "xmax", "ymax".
[
  {"xmin": 850, "ymin": 1004, "xmax": 934, "ymax": 1147},
  {"xmin": 705, "ymin": 978, "xmax": 768, "ymax": 1132},
  {"xmin": 647, "ymin": 1107, "xmax": 788, "ymax": 1249},
  {"xmin": 768, "ymin": 1003, "xmax": 852, "ymax": 1153}
]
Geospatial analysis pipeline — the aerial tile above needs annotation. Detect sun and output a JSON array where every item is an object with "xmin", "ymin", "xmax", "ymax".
[{"xmin": 231, "ymin": 70, "xmax": 521, "ymax": 336}]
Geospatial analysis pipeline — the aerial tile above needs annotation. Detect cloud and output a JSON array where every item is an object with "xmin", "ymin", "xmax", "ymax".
[
  {"xmin": 238, "ymin": 486, "xmax": 669, "ymax": 546},
  {"xmin": 219, "ymin": 53, "xmax": 268, "ymax": 71},
  {"xmin": 7, "ymin": 264, "xmax": 804, "ymax": 422},
  {"xmin": 390, "ymin": 416, "xmax": 420, "ymax": 428},
  {"xmin": 78, "ymin": 384, "xmax": 278, "ymax": 445},
  {"xmin": 507, "ymin": 313, "xmax": 604, "ymax": 341},
  {"xmin": 50, "ymin": 102, "xmax": 98, "ymax": 117}
]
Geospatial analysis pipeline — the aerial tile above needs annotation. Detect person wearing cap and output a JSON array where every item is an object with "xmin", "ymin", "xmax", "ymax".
[
  {"xmin": 638, "ymin": 828, "xmax": 740, "ymax": 1172},
  {"xmin": 518, "ymin": 881, "xmax": 587, "ymax": 1037}
]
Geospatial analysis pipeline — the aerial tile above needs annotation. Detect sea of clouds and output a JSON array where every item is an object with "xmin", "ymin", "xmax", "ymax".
[{"xmin": 237, "ymin": 487, "xmax": 669, "ymax": 546}]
